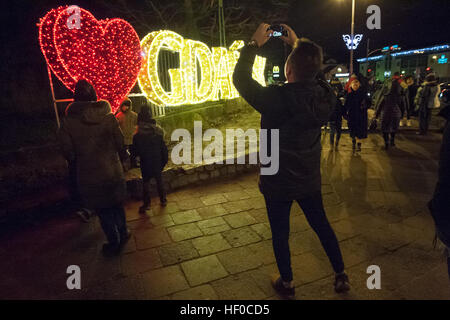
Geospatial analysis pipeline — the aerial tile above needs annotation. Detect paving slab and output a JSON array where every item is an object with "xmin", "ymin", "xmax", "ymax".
[{"xmin": 181, "ymin": 255, "xmax": 229, "ymax": 286}]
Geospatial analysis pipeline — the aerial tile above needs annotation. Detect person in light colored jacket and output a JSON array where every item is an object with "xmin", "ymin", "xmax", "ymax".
[
  {"xmin": 415, "ymin": 73, "xmax": 439, "ymax": 135},
  {"xmin": 116, "ymin": 98, "xmax": 138, "ymax": 168}
]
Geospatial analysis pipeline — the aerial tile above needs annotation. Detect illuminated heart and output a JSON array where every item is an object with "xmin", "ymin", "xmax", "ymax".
[{"xmin": 39, "ymin": 6, "xmax": 142, "ymax": 112}]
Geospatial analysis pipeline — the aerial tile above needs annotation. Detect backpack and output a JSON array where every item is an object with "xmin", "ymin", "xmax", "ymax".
[{"xmin": 414, "ymin": 85, "xmax": 431, "ymax": 111}]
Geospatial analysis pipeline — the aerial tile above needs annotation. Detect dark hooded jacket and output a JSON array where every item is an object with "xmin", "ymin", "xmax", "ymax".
[
  {"xmin": 233, "ymin": 45, "xmax": 335, "ymax": 200},
  {"xmin": 58, "ymin": 100, "xmax": 127, "ymax": 209},
  {"xmin": 344, "ymin": 87, "xmax": 370, "ymax": 139},
  {"xmin": 430, "ymin": 104, "xmax": 450, "ymax": 247},
  {"xmin": 133, "ymin": 120, "xmax": 168, "ymax": 180},
  {"xmin": 375, "ymin": 77, "xmax": 406, "ymax": 133}
]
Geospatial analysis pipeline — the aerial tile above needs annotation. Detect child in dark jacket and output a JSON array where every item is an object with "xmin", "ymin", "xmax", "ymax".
[
  {"xmin": 133, "ymin": 105, "xmax": 168, "ymax": 213},
  {"xmin": 329, "ymin": 90, "xmax": 344, "ymax": 151}
]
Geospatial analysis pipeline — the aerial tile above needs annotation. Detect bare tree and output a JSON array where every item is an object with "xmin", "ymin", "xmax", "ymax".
[{"xmin": 99, "ymin": 0, "xmax": 294, "ymax": 46}]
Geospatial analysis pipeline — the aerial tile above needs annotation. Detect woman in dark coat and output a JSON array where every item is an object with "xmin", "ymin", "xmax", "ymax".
[
  {"xmin": 375, "ymin": 74, "xmax": 406, "ymax": 149},
  {"xmin": 329, "ymin": 89, "xmax": 344, "ymax": 151},
  {"xmin": 344, "ymin": 78, "xmax": 370, "ymax": 153},
  {"xmin": 429, "ymin": 90, "xmax": 450, "ymax": 279},
  {"xmin": 133, "ymin": 105, "xmax": 168, "ymax": 213},
  {"xmin": 58, "ymin": 80, "xmax": 130, "ymax": 256}
]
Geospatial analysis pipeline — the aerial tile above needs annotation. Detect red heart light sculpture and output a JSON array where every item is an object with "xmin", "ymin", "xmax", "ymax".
[{"xmin": 39, "ymin": 6, "xmax": 142, "ymax": 112}]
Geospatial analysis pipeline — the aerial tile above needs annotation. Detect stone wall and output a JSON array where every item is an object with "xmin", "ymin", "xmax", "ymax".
[{"xmin": 126, "ymin": 152, "xmax": 260, "ymax": 200}]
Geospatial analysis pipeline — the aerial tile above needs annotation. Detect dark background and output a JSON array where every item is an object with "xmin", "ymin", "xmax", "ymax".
[{"xmin": 0, "ymin": 0, "xmax": 448, "ymax": 149}]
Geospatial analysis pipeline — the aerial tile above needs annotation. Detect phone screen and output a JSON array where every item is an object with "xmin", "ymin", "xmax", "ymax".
[{"xmin": 272, "ymin": 31, "xmax": 282, "ymax": 37}]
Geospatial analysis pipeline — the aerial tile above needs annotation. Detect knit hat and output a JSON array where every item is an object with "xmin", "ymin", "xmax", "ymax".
[
  {"xmin": 120, "ymin": 98, "xmax": 132, "ymax": 107},
  {"xmin": 425, "ymin": 73, "xmax": 436, "ymax": 82},
  {"xmin": 138, "ymin": 104, "xmax": 153, "ymax": 123},
  {"xmin": 73, "ymin": 79, "xmax": 97, "ymax": 102}
]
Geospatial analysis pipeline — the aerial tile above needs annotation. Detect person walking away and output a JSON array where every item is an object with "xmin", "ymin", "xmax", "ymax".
[
  {"xmin": 428, "ymin": 89, "xmax": 450, "ymax": 279},
  {"xmin": 133, "ymin": 104, "xmax": 168, "ymax": 214},
  {"xmin": 415, "ymin": 73, "xmax": 439, "ymax": 135},
  {"xmin": 329, "ymin": 89, "xmax": 344, "ymax": 151},
  {"xmin": 116, "ymin": 98, "xmax": 138, "ymax": 169},
  {"xmin": 233, "ymin": 23, "xmax": 349, "ymax": 300},
  {"xmin": 375, "ymin": 73, "xmax": 406, "ymax": 149},
  {"xmin": 62, "ymin": 101, "xmax": 93, "ymax": 223},
  {"xmin": 58, "ymin": 80, "xmax": 130, "ymax": 256},
  {"xmin": 403, "ymin": 76, "xmax": 417, "ymax": 127},
  {"xmin": 344, "ymin": 77, "xmax": 370, "ymax": 153}
]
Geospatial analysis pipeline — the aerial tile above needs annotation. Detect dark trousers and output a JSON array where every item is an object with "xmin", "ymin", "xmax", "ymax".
[
  {"xmin": 264, "ymin": 192, "xmax": 345, "ymax": 282},
  {"xmin": 330, "ymin": 123, "xmax": 342, "ymax": 146},
  {"xmin": 97, "ymin": 205, "xmax": 127, "ymax": 245},
  {"xmin": 383, "ymin": 132, "xmax": 396, "ymax": 145},
  {"xmin": 448, "ymin": 257, "xmax": 450, "ymax": 280},
  {"xmin": 142, "ymin": 173, "xmax": 166, "ymax": 207},
  {"xmin": 419, "ymin": 107, "xmax": 432, "ymax": 134},
  {"xmin": 68, "ymin": 160, "xmax": 82, "ymax": 209},
  {"xmin": 126, "ymin": 145, "xmax": 137, "ymax": 168}
]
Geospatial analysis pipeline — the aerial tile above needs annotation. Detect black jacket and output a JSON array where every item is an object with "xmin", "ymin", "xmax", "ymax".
[
  {"xmin": 233, "ymin": 45, "xmax": 335, "ymax": 200},
  {"xmin": 58, "ymin": 100, "xmax": 127, "ymax": 209},
  {"xmin": 344, "ymin": 88, "xmax": 370, "ymax": 139},
  {"xmin": 133, "ymin": 121, "xmax": 168, "ymax": 180},
  {"xmin": 430, "ymin": 105, "xmax": 450, "ymax": 247}
]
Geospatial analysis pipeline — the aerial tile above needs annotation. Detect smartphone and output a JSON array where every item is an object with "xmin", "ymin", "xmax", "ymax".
[{"xmin": 269, "ymin": 25, "xmax": 288, "ymax": 37}]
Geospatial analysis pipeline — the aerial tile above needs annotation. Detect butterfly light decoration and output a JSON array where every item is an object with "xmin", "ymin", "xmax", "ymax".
[{"xmin": 342, "ymin": 34, "xmax": 364, "ymax": 50}]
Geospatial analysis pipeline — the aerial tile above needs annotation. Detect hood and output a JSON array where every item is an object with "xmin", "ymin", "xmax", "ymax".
[
  {"xmin": 65, "ymin": 101, "xmax": 86, "ymax": 117},
  {"xmin": 137, "ymin": 121, "xmax": 164, "ymax": 136},
  {"xmin": 424, "ymin": 81, "xmax": 438, "ymax": 87},
  {"xmin": 282, "ymin": 79, "xmax": 336, "ymax": 125},
  {"xmin": 72, "ymin": 100, "xmax": 112, "ymax": 124},
  {"xmin": 438, "ymin": 105, "xmax": 450, "ymax": 121}
]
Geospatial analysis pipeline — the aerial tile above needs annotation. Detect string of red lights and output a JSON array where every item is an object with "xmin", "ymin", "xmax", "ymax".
[{"xmin": 38, "ymin": 6, "xmax": 142, "ymax": 113}]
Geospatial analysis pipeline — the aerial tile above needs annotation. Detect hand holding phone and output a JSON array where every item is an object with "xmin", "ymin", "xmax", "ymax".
[
  {"xmin": 268, "ymin": 25, "xmax": 288, "ymax": 38},
  {"xmin": 279, "ymin": 24, "xmax": 298, "ymax": 47}
]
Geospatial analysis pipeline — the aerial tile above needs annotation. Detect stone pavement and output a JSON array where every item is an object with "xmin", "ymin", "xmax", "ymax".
[{"xmin": 1, "ymin": 130, "xmax": 449, "ymax": 300}]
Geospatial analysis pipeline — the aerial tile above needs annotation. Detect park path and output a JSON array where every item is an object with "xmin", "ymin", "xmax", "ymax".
[{"xmin": 0, "ymin": 130, "xmax": 449, "ymax": 300}]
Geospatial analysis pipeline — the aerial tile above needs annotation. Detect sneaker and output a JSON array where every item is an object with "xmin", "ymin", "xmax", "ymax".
[
  {"xmin": 75, "ymin": 210, "xmax": 90, "ymax": 223},
  {"xmin": 356, "ymin": 142, "xmax": 362, "ymax": 152},
  {"xmin": 139, "ymin": 205, "xmax": 150, "ymax": 214},
  {"xmin": 120, "ymin": 229, "xmax": 132, "ymax": 246},
  {"xmin": 102, "ymin": 242, "xmax": 120, "ymax": 257},
  {"xmin": 271, "ymin": 275, "xmax": 295, "ymax": 300},
  {"xmin": 334, "ymin": 273, "xmax": 350, "ymax": 293}
]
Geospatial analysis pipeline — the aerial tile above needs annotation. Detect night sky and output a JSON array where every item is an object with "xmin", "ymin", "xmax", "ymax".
[
  {"xmin": 286, "ymin": 0, "xmax": 450, "ymax": 62},
  {"xmin": 2, "ymin": 0, "xmax": 449, "ymax": 62}
]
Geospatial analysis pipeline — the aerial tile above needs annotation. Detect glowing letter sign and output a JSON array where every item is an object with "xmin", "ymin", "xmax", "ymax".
[{"xmin": 138, "ymin": 30, "xmax": 267, "ymax": 106}]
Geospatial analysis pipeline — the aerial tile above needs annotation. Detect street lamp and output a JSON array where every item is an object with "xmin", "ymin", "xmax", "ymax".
[
  {"xmin": 339, "ymin": 0, "xmax": 357, "ymax": 74},
  {"xmin": 349, "ymin": 0, "xmax": 356, "ymax": 75}
]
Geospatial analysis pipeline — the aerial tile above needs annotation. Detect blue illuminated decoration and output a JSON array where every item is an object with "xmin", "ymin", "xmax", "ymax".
[
  {"xmin": 438, "ymin": 55, "xmax": 448, "ymax": 64},
  {"xmin": 357, "ymin": 55, "xmax": 384, "ymax": 63},
  {"xmin": 382, "ymin": 45, "xmax": 400, "ymax": 53},
  {"xmin": 343, "ymin": 34, "xmax": 363, "ymax": 50},
  {"xmin": 391, "ymin": 44, "xmax": 450, "ymax": 57},
  {"xmin": 357, "ymin": 44, "xmax": 450, "ymax": 63}
]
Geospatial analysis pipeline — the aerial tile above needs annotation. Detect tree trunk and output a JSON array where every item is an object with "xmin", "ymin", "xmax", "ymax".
[{"xmin": 184, "ymin": 0, "xmax": 201, "ymax": 40}]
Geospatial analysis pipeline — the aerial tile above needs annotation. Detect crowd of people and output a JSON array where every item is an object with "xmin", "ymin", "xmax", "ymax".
[
  {"xmin": 327, "ymin": 70, "xmax": 444, "ymax": 152},
  {"xmin": 55, "ymin": 23, "xmax": 449, "ymax": 299}
]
